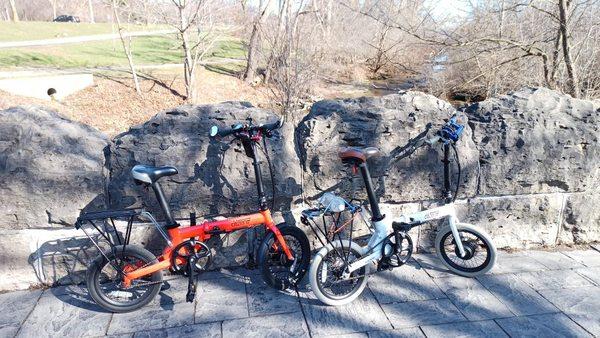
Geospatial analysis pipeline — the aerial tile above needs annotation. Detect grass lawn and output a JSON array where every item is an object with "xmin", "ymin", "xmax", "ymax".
[
  {"xmin": 0, "ymin": 36, "xmax": 246, "ymax": 69},
  {"xmin": 0, "ymin": 21, "xmax": 169, "ymax": 42},
  {"xmin": 0, "ymin": 20, "xmax": 246, "ymax": 69}
]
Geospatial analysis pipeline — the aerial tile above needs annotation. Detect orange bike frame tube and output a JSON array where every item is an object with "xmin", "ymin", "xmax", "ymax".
[{"xmin": 123, "ymin": 209, "xmax": 294, "ymax": 285}]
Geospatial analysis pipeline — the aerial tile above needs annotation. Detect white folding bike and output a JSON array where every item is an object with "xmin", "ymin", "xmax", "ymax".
[{"xmin": 304, "ymin": 117, "xmax": 496, "ymax": 306}]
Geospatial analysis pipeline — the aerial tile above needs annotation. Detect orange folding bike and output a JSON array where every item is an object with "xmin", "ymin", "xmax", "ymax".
[{"xmin": 76, "ymin": 120, "xmax": 310, "ymax": 313}]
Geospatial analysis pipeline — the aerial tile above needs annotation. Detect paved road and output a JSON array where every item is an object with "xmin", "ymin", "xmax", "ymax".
[{"xmin": 2, "ymin": 248, "xmax": 600, "ymax": 337}]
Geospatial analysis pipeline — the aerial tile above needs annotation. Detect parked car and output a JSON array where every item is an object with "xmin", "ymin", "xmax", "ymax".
[{"xmin": 53, "ymin": 15, "xmax": 80, "ymax": 23}]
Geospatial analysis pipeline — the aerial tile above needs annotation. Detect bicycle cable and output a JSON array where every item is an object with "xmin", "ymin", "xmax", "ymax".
[
  {"xmin": 451, "ymin": 142, "xmax": 461, "ymax": 202},
  {"xmin": 259, "ymin": 136, "xmax": 277, "ymax": 211}
]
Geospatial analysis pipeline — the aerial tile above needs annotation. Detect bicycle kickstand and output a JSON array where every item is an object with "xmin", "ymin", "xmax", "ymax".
[{"xmin": 186, "ymin": 257, "xmax": 197, "ymax": 303}]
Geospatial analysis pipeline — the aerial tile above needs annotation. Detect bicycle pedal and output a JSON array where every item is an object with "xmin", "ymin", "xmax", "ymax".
[
  {"xmin": 160, "ymin": 282, "xmax": 171, "ymax": 291},
  {"xmin": 186, "ymin": 291, "xmax": 196, "ymax": 303},
  {"xmin": 245, "ymin": 259, "xmax": 258, "ymax": 270}
]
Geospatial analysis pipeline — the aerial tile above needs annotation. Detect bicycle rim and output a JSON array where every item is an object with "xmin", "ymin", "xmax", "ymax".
[
  {"xmin": 94, "ymin": 254, "xmax": 157, "ymax": 307},
  {"xmin": 315, "ymin": 247, "xmax": 365, "ymax": 301},
  {"xmin": 439, "ymin": 229, "xmax": 491, "ymax": 273}
]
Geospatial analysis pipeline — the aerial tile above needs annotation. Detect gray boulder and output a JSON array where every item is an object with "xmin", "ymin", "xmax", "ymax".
[
  {"xmin": 108, "ymin": 101, "xmax": 302, "ymax": 221},
  {"xmin": 560, "ymin": 192, "xmax": 600, "ymax": 244},
  {"xmin": 464, "ymin": 87, "xmax": 600, "ymax": 195},
  {"xmin": 295, "ymin": 91, "xmax": 479, "ymax": 203},
  {"xmin": 0, "ymin": 106, "xmax": 109, "ymax": 229}
]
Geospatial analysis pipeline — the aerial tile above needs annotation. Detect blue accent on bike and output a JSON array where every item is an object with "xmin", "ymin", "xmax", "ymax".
[{"xmin": 439, "ymin": 116, "xmax": 464, "ymax": 143}]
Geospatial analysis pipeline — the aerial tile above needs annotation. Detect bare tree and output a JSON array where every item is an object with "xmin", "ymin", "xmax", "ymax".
[
  {"xmin": 88, "ymin": 0, "xmax": 96, "ymax": 23},
  {"xmin": 111, "ymin": 0, "xmax": 142, "ymax": 95},
  {"xmin": 8, "ymin": 0, "xmax": 18, "ymax": 22},
  {"xmin": 140, "ymin": 0, "xmax": 151, "ymax": 25},
  {"xmin": 47, "ymin": 0, "xmax": 57, "ymax": 20},
  {"xmin": 160, "ymin": 0, "xmax": 221, "ymax": 102},
  {"xmin": 557, "ymin": 0, "xmax": 580, "ymax": 97},
  {"xmin": 243, "ymin": 0, "xmax": 271, "ymax": 83},
  {"xmin": 263, "ymin": 0, "xmax": 320, "ymax": 117},
  {"xmin": 349, "ymin": 0, "xmax": 599, "ymax": 99}
]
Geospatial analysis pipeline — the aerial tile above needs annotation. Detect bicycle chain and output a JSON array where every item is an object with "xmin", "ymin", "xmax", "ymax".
[
  {"xmin": 120, "ymin": 256, "xmax": 207, "ymax": 289},
  {"xmin": 120, "ymin": 259, "xmax": 165, "ymax": 290}
]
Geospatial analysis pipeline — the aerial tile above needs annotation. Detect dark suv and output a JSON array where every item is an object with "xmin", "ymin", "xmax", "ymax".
[{"xmin": 53, "ymin": 15, "xmax": 80, "ymax": 23}]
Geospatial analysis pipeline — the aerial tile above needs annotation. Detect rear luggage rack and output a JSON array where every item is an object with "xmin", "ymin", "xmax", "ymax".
[{"xmin": 75, "ymin": 208, "xmax": 172, "ymax": 265}]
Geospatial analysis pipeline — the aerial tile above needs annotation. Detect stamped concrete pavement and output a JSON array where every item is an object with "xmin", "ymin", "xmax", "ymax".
[{"xmin": 3, "ymin": 247, "xmax": 600, "ymax": 338}]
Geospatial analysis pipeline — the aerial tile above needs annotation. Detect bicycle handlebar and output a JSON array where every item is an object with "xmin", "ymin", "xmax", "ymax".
[{"xmin": 209, "ymin": 120, "xmax": 282, "ymax": 139}]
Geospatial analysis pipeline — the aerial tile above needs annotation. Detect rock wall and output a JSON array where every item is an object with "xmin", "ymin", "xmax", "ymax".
[
  {"xmin": 0, "ymin": 87, "xmax": 598, "ymax": 291},
  {"xmin": 295, "ymin": 92, "xmax": 479, "ymax": 203},
  {"xmin": 464, "ymin": 87, "xmax": 600, "ymax": 245},
  {"xmin": 296, "ymin": 88, "xmax": 599, "ymax": 251},
  {"xmin": 108, "ymin": 101, "xmax": 302, "ymax": 218},
  {"xmin": 0, "ymin": 106, "xmax": 109, "ymax": 229}
]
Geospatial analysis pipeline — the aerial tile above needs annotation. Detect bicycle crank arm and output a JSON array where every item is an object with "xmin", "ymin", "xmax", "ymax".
[{"xmin": 186, "ymin": 258, "xmax": 197, "ymax": 303}]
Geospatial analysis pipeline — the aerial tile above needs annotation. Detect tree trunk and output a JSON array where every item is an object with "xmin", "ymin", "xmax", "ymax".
[
  {"xmin": 243, "ymin": 21, "xmax": 261, "ymax": 83},
  {"xmin": 558, "ymin": 0, "xmax": 579, "ymax": 98},
  {"xmin": 143, "ymin": 2, "xmax": 150, "ymax": 26},
  {"xmin": 179, "ymin": 4, "xmax": 197, "ymax": 103},
  {"xmin": 549, "ymin": 26, "xmax": 562, "ymax": 89},
  {"xmin": 47, "ymin": 0, "xmax": 57, "ymax": 20},
  {"xmin": 264, "ymin": 0, "xmax": 286, "ymax": 83},
  {"xmin": 182, "ymin": 32, "xmax": 197, "ymax": 102},
  {"xmin": 243, "ymin": 0, "xmax": 270, "ymax": 83},
  {"xmin": 88, "ymin": 0, "xmax": 95, "ymax": 23},
  {"xmin": 8, "ymin": 0, "xmax": 18, "ymax": 22},
  {"xmin": 112, "ymin": 0, "xmax": 141, "ymax": 95}
]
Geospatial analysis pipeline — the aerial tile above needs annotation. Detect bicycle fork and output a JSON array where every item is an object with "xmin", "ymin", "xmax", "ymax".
[{"xmin": 448, "ymin": 216, "xmax": 466, "ymax": 258}]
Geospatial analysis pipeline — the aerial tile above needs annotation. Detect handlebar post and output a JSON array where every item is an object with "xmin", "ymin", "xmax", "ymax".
[
  {"xmin": 442, "ymin": 143, "xmax": 452, "ymax": 203},
  {"xmin": 250, "ymin": 142, "xmax": 268, "ymax": 210}
]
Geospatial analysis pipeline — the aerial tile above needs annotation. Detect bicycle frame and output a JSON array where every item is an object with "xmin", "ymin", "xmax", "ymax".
[
  {"xmin": 342, "ymin": 203, "xmax": 467, "ymax": 276},
  {"xmin": 122, "ymin": 208, "xmax": 293, "ymax": 286}
]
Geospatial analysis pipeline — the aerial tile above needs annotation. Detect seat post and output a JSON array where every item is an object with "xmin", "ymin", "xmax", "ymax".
[
  {"xmin": 150, "ymin": 181, "xmax": 178, "ymax": 228},
  {"xmin": 358, "ymin": 162, "xmax": 384, "ymax": 222}
]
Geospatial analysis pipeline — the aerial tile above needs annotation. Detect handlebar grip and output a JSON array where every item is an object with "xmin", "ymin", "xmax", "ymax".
[
  {"xmin": 209, "ymin": 119, "xmax": 281, "ymax": 139},
  {"xmin": 209, "ymin": 124, "xmax": 243, "ymax": 138},
  {"xmin": 259, "ymin": 119, "xmax": 282, "ymax": 132}
]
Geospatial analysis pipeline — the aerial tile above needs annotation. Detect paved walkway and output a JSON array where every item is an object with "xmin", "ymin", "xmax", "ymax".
[
  {"xmin": 0, "ymin": 30, "xmax": 176, "ymax": 49},
  {"xmin": 2, "ymin": 247, "xmax": 600, "ymax": 338}
]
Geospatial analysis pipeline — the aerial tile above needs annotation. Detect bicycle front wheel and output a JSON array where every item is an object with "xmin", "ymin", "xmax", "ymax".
[
  {"xmin": 435, "ymin": 223, "xmax": 496, "ymax": 277},
  {"xmin": 86, "ymin": 245, "xmax": 163, "ymax": 313},
  {"xmin": 258, "ymin": 225, "xmax": 311, "ymax": 290}
]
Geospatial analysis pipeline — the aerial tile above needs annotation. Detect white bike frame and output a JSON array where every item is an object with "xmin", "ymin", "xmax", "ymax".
[{"xmin": 343, "ymin": 203, "xmax": 467, "ymax": 276}]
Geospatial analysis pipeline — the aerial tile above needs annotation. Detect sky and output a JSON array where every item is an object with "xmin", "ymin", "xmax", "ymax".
[{"xmin": 424, "ymin": 0, "xmax": 473, "ymax": 20}]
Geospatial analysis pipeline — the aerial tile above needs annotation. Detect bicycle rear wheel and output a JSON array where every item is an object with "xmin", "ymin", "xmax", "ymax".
[
  {"xmin": 86, "ymin": 245, "xmax": 163, "ymax": 313},
  {"xmin": 309, "ymin": 240, "xmax": 368, "ymax": 306}
]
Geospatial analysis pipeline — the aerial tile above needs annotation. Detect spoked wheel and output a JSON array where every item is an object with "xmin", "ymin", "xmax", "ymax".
[
  {"xmin": 435, "ymin": 224, "xmax": 496, "ymax": 277},
  {"xmin": 309, "ymin": 240, "xmax": 368, "ymax": 306},
  {"xmin": 258, "ymin": 225, "xmax": 311, "ymax": 290},
  {"xmin": 86, "ymin": 245, "xmax": 162, "ymax": 313}
]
